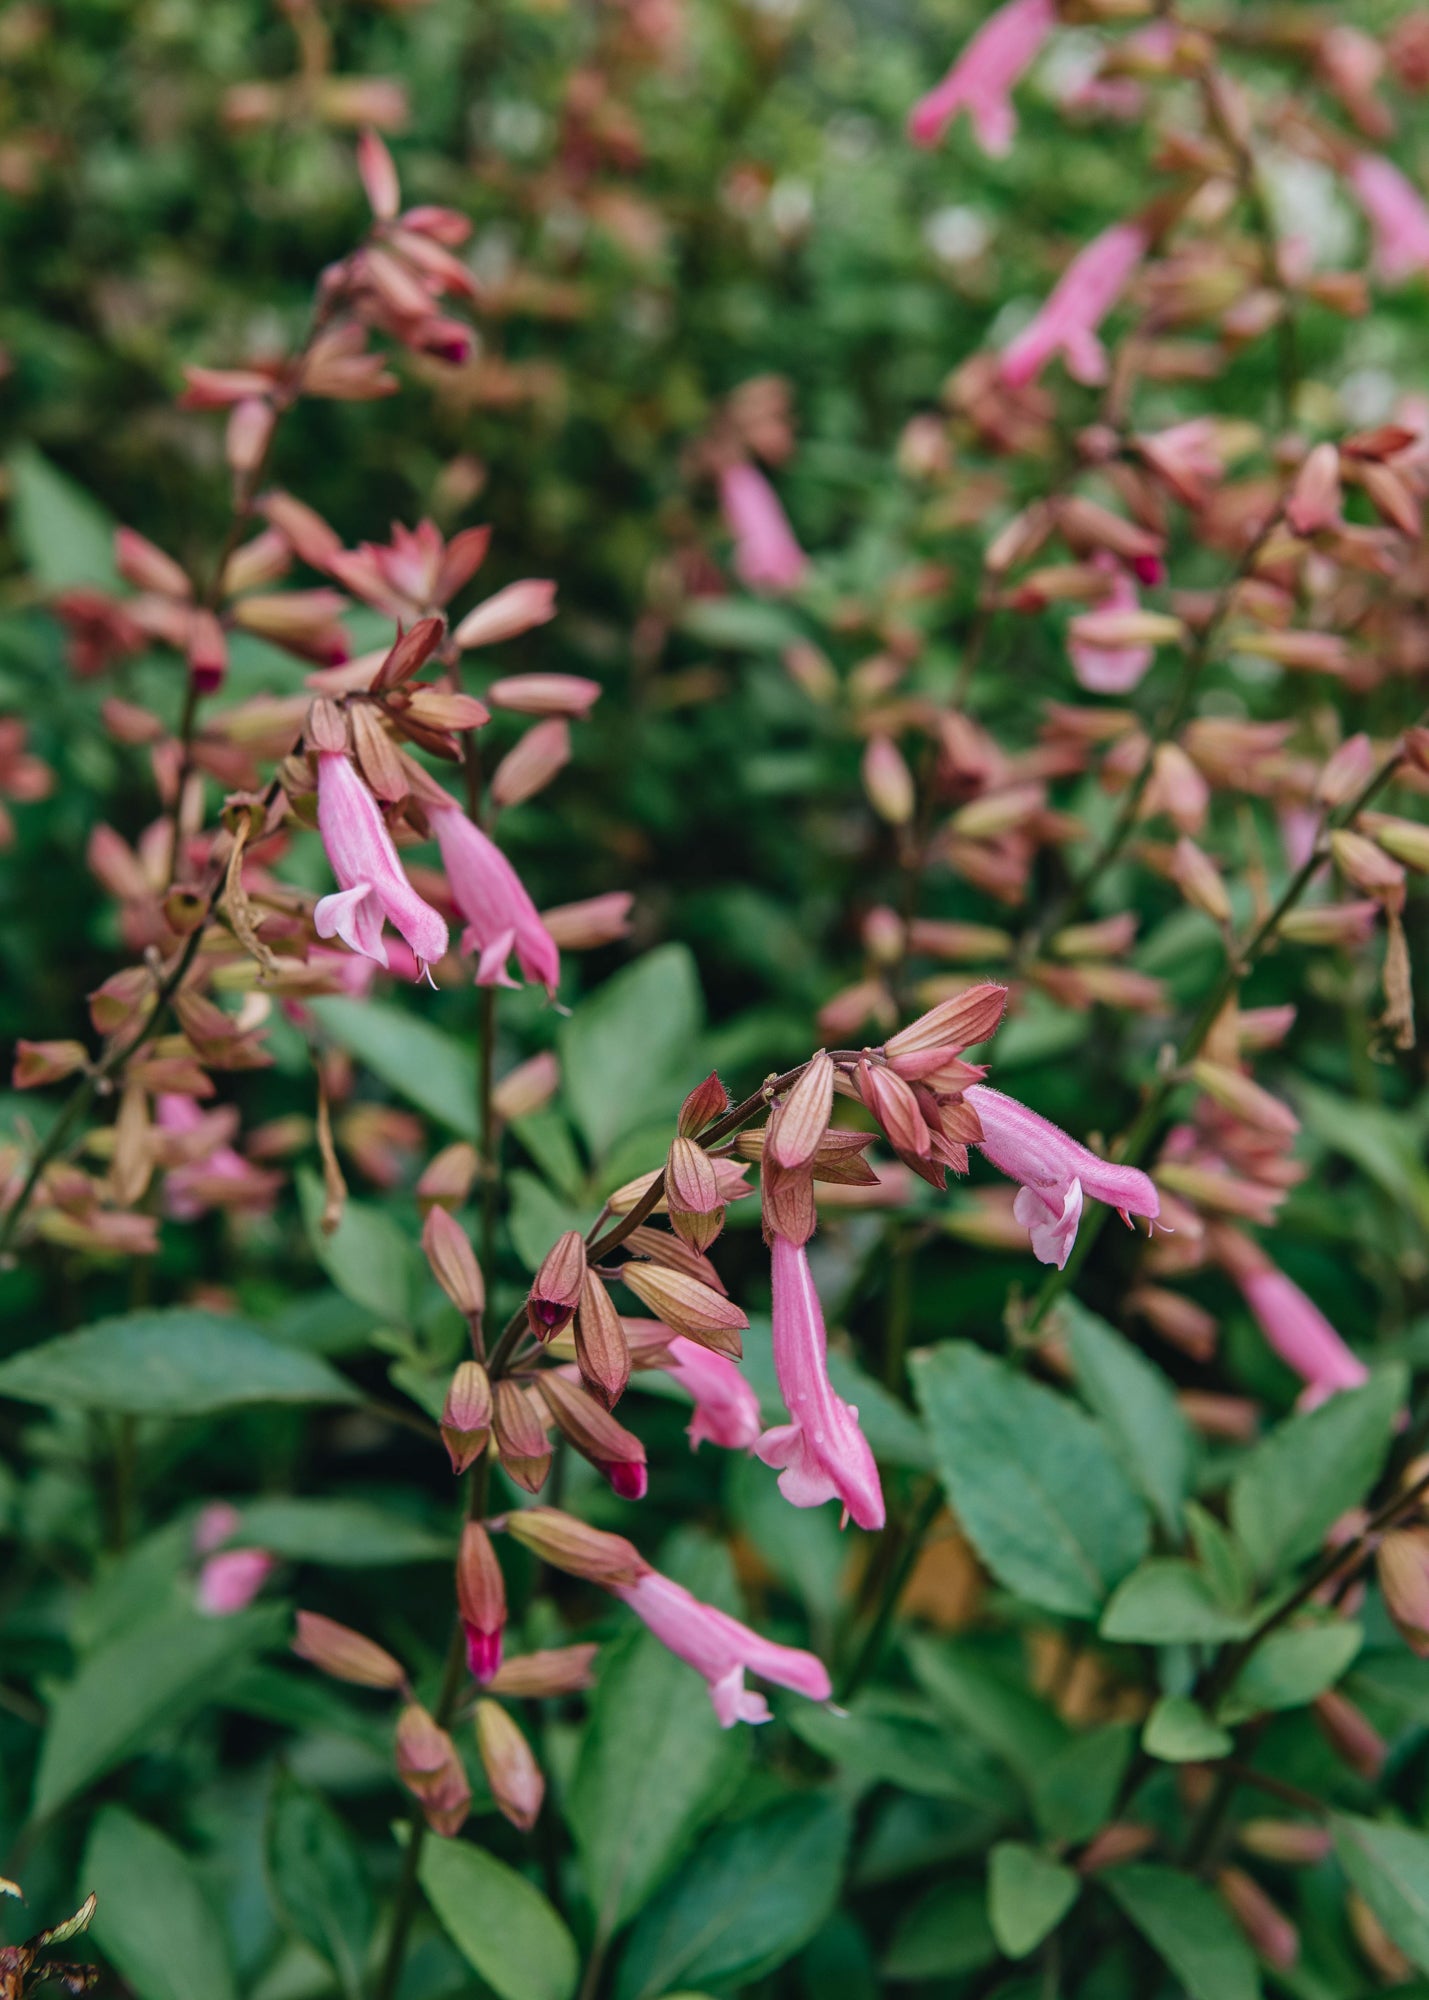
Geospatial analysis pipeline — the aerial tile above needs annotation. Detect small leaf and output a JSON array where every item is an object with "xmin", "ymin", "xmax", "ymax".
[
  {"xmin": 1333, "ymin": 1814, "xmax": 1429, "ymax": 1974},
  {"xmin": 7, "ymin": 445, "xmax": 118, "ymax": 590},
  {"xmin": 1219, "ymin": 1620, "xmax": 1362, "ymax": 1724},
  {"xmin": 297, "ymin": 1171, "xmax": 416, "ymax": 1327},
  {"xmin": 1104, "ymin": 1863, "xmax": 1261, "ymax": 2000},
  {"xmin": 1142, "ymin": 1697, "xmax": 1233, "ymax": 1764},
  {"xmin": 1029, "ymin": 1725, "xmax": 1134, "ymax": 1846},
  {"xmin": 309, "ymin": 997, "xmax": 478, "ymax": 1137},
  {"xmin": 1100, "ymin": 1560, "xmax": 1254, "ymax": 1645},
  {"xmin": 560, "ymin": 945, "xmax": 704, "ymax": 1161},
  {"xmin": 987, "ymin": 1843, "xmax": 1080, "ymax": 1959},
  {"xmin": 881, "ymin": 1881, "xmax": 997, "ymax": 1981},
  {"xmin": 1064, "ymin": 1299, "xmax": 1194, "ymax": 1536},
  {"xmin": 85, "ymin": 1807, "xmax": 237, "ymax": 2000},
  {"xmin": 790, "ymin": 1698, "xmax": 1017, "ymax": 1812},
  {"xmin": 266, "ymin": 1771, "xmax": 373, "ymax": 2000},
  {"xmin": 419, "ymin": 1838, "xmax": 578, "ymax": 2000},
  {"xmin": 1184, "ymin": 1501, "xmax": 1255, "ymax": 1613}
]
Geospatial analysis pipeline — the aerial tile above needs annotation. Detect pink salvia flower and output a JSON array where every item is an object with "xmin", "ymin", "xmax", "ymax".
[
  {"xmin": 611, "ymin": 1568, "xmax": 832, "ymax": 1726},
  {"xmin": 1001, "ymin": 222, "xmax": 1147, "ymax": 388},
  {"xmin": 1221, "ymin": 1236, "xmax": 1368, "ymax": 1402},
  {"xmin": 907, "ymin": 0, "xmax": 1057, "ymax": 156},
  {"xmin": 314, "ymin": 751, "xmax": 448, "ymax": 975},
  {"xmin": 964, "ymin": 1084, "xmax": 1160, "ymax": 1268},
  {"xmin": 666, "ymin": 1334, "xmax": 764, "ymax": 1453},
  {"xmin": 1348, "ymin": 154, "xmax": 1429, "ymax": 284},
  {"xmin": 755, "ymin": 1234, "xmax": 886, "ymax": 1530},
  {"xmin": 1068, "ymin": 558, "xmax": 1154, "ymax": 694},
  {"xmin": 718, "ymin": 464, "xmax": 809, "ymax": 595},
  {"xmin": 429, "ymin": 802, "xmax": 560, "ymax": 994},
  {"xmin": 194, "ymin": 1504, "xmax": 274, "ymax": 1616}
]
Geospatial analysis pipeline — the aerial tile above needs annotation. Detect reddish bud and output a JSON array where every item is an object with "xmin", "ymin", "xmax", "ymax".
[
  {"xmin": 488, "ymin": 1645, "xmax": 599, "ymax": 1698},
  {"xmin": 490, "ymin": 719, "xmax": 570, "ymax": 810},
  {"xmin": 540, "ymin": 893, "xmax": 634, "ymax": 951},
  {"xmin": 617, "ymin": 1261, "xmax": 748, "ymax": 1358},
  {"xmin": 678, "ymin": 1071, "xmax": 728, "ymax": 1138},
  {"xmin": 417, "ymin": 1141, "xmax": 481, "ymax": 1212},
  {"xmin": 474, "ymin": 1699, "xmax": 544, "ymax": 1831},
  {"xmin": 457, "ymin": 1522, "xmax": 506, "ymax": 1683},
  {"xmin": 357, "ymin": 127, "xmax": 401, "ymax": 221},
  {"xmin": 857, "ymin": 1056, "xmax": 930, "ymax": 1159},
  {"xmin": 536, "ymin": 1372, "xmax": 647, "ymax": 1499},
  {"xmin": 491, "ymin": 1052, "xmax": 561, "ymax": 1122},
  {"xmin": 115, "ymin": 527, "xmax": 189, "ymax": 599},
  {"xmin": 441, "ymin": 1360, "xmax": 492, "ymax": 1475},
  {"xmin": 767, "ymin": 1051, "xmax": 835, "ymax": 1171},
  {"xmin": 492, "ymin": 1380, "xmax": 552, "ymax": 1493},
  {"xmin": 1285, "ymin": 442, "xmax": 1342, "ymax": 536},
  {"xmin": 293, "ymin": 1610, "xmax": 406, "ymax": 1690},
  {"xmin": 487, "ymin": 673, "xmax": 601, "ymax": 718},
  {"xmin": 501, "ymin": 1506, "xmax": 649, "ymax": 1584},
  {"xmin": 861, "ymin": 735, "xmax": 915, "ymax": 825},
  {"xmin": 396, "ymin": 1703, "xmax": 470, "ymax": 1836},
  {"xmin": 1216, "ymin": 1868, "xmax": 1298, "ymax": 1971},
  {"xmin": 422, "ymin": 1206, "xmax": 486, "ymax": 1320},
  {"xmin": 527, "ymin": 1230, "xmax": 586, "ymax": 1338},
  {"xmin": 13, "ymin": 1040, "xmax": 89, "ymax": 1089},
  {"xmin": 454, "ymin": 580, "xmax": 558, "ymax": 651},
  {"xmin": 1317, "ymin": 733, "xmax": 1376, "ymax": 808},
  {"xmin": 885, "ymin": 982, "xmax": 1008, "ymax": 1058},
  {"xmin": 573, "ymin": 1271, "xmax": 631, "ymax": 1410}
]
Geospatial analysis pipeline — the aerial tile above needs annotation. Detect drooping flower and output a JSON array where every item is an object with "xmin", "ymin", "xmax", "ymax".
[
  {"xmin": 718, "ymin": 463, "xmax": 809, "ymax": 595},
  {"xmin": 1216, "ymin": 1230, "xmax": 1368, "ymax": 1403},
  {"xmin": 755, "ymin": 1234, "xmax": 885, "ymax": 1529},
  {"xmin": 906, "ymin": 0, "xmax": 1057, "ymax": 155},
  {"xmin": 1000, "ymin": 222, "xmax": 1147, "ymax": 388},
  {"xmin": 611, "ymin": 1568, "xmax": 832, "ymax": 1726},
  {"xmin": 964, "ymin": 1084, "xmax": 1160, "ymax": 1268},
  {"xmin": 314, "ymin": 751, "xmax": 448, "ymax": 974},
  {"xmin": 1348, "ymin": 154, "xmax": 1429, "ymax": 284},
  {"xmin": 429, "ymin": 800, "xmax": 559, "ymax": 993},
  {"xmin": 665, "ymin": 1335, "xmax": 764, "ymax": 1453}
]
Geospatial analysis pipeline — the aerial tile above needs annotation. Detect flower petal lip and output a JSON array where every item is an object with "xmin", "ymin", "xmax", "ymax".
[
  {"xmin": 315, "ymin": 750, "xmax": 448, "ymax": 971},
  {"xmin": 612, "ymin": 1568, "xmax": 831, "ymax": 1727}
]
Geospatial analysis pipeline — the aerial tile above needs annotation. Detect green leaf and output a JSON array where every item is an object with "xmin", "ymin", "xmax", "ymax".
[
  {"xmin": 1220, "ymin": 1620, "xmax": 1363, "ymax": 1724},
  {"xmin": 1184, "ymin": 1502, "xmax": 1255, "ymax": 1614},
  {"xmin": 988, "ymin": 1843, "xmax": 1080, "ymax": 1959},
  {"xmin": 881, "ymin": 1881, "xmax": 997, "ymax": 1981},
  {"xmin": 1230, "ymin": 1368, "xmax": 1405, "ymax": 1579},
  {"xmin": 308, "ymin": 997, "xmax": 478, "ymax": 1138},
  {"xmin": 34, "ymin": 1603, "xmax": 284, "ymax": 1818},
  {"xmin": 7, "ymin": 445, "xmax": 118, "ymax": 590},
  {"xmin": 560, "ymin": 945, "xmax": 703, "ymax": 1161},
  {"xmin": 1333, "ymin": 1814, "xmax": 1429, "ymax": 1974},
  {"xmin": 84, "ymin": 1806, "xmax": 237, "ymax": 2000},
  {"xmin": 905, "ymin": 1636, "xmax": 1070, "ymax": 1785},
  {"xmin": 1298, "ymin": 1082, "xmax": 1429, "ymax": 1234},
  {"xmin": 0, "ymin": 1308, "xmax": 358, "ymax": 1417},
  {"xmin": 789, "ymin": 1697, "xmax": 1018, "ymax": 1811},
  {"xmin": 266, "ymin": 1771, "xmax": 373, "ymax": 2000},
  {"xmin": 508, "ymin": 1169, "xmax": 597, "ymax": 1273},
  {"xmin": 1029, "ymin": 1725, "xmax": 1134, "ymax": 1846},
  {"xmin": 232, "ymin": 1498, "xmax": 452, "ymax": 1567},
  {"xmin": 615, "ymin": 1795, "xmax": 849, "ymax": 2000},
  {"xmin": 1142, "ymin": 1697, "xmax": 1233, "ymax": 1764},
  {"xmin": 911, "ymin": 1343, "xmax": 1150, "ymax": 1618},
  {"xmin": 678, "ymin": 597, "xmax": 806, "ymax": 652},
  {"xmin": 1063, "ymin": 1299, "xmax": 1194, "ymax": 1536},
  {"xmin": 568, "ymin": 1625, "xmax": 744, "ymax": 1940},
  {"xmin": 298, "ymin": 1171, "xmax": 416, "ymax": 1327},
  {"xmin": 1104, "ymin": 1864, "xmax": 1261, "ymax": 2000},
  {"xmin": 1100, "ymin": 1560, "xmax": 1255, "ymax": 1645},
  {"xmin": 419, "ymin": 1837, "xmax": 578, "ymax": 2000}
]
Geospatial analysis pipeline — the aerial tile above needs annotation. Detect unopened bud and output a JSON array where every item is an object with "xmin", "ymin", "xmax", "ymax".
[
  {"xmin": 454, "ymin": 580, "xmax": 558, "ymax": 651},
  {"xmin": 423, "ymin": 1207, "xmax": 486, "ymax": 1322},
  {"xmin": 1216, "ymin": 1867, "xmax": 1299, "ymax": 1971},
  {"xmin": 115, "ymin": 527, "xmax": 190, "ymax": 598},
  {"xmin": 356, "ymin": 127, "xmax": 400, "ymax": 221},
  {"xmin": 1376, "ymin": 1527, "xmax": 1429, "ymax": 1656},
  {"xmin": 573, "ymin": 1271, "xmax": 631, "ymax": 1410},
  {"xmin": 1330, "ymin": 829, "xmax": 1405, "ymax": 908},
  {"xmin": 857, "ymin": 1056, "xmax": 930, "ymax": 1160},
  {"xmin": 1313, "ymin": 1688, "xmax": 1386, "ymax": 1780},
  {"xmin": 1285, "ymin": 441, "xmax": 1341, "ymax": 536},
  {"xmin": 1190, "ymin": 1062, "xmax": 1299, "ymax": 1139},
  {"xmin": 617, "ymin": 1260, "xmax": 748, "ymax": 1357},
  {"xmin": 678, "ymin": 1071, "xmax": 728, "ymax": 1138},
  {"xmin": 396, "ymin": 1703, "xmax": 470, "ymax": 1837},
  {"xmin": 187, "ymin": 608, "xmax": 228, "ymax": 695},
  {"xmin": 491, "ymin": 1051, "xmax": 561, "ymax": 1122},
  {"xmin": 488, "ymin": 1644, "xmax": 599, "ymax": 1698},
  {"xmin": 1279, "ymin": 899, "xmax": 1379, "ymax": 948},
  {"xmin": 1317, "ymin": 733, "xmax": 1375, "ymax": 808},
  {"xmin": 666, "ymin": 1135, "xmax": 725, "ymax": 1253},
  {"xmin": 227, "ymin": 397, "xmax": 275, "ymax": 478},
  {"xmin": 540, "ymin": 893, "xmax": 633, "ymax": 952},
  {"xmin": 490, "ymin": 718, "xmax": 571, "ymax": 810},
  {"xmin": 861, "ymin": 735, "xmax": 915, "ymax": 825},
  {"xmin": 767, "ymin": 1052, "xmax": 836, "ymax": 1171},
  {"xmin": 486, "ymin": 673, "xmax": 601, "ymax": 718},
  {"xmin": 492, "ymin": 1380, "xmax": 552, "ymax": 1493},
  {"xmin": 1364, "ymin": 814, "xmax": 1429, "ymax": 873},
  {"xmin": 417, "ymin": 1141, "xmax": 481, "ymax": 1212},
  {"xmin": 293, "ymin": 1610, "xmax": 406, "ymax": 1690},
  {"xmin": 1236, "ymin": 1819, "xmax": 1331, "ymax": 1865},
  {"xmin": 13, "ymin": 1040, "xmax": 89, "ymax": 1089},
  {"xmin": 536, "ymin": 1372, "xmax": 647, "ymax": 1499},
  {"xmin": 441, "ymin": 1361, "xmax": 492, "ymax": 1475},
  {"xmin": 501, "ymin": 1506, "xmax": 649, "ymax": 1584},
  {"xmin": 1171, "ymin": 835, "xmax": 1231, "ymax": 923},
  {"xmin": 457, "ymin": 1522, "xmax": 506, "ymax": 1683},
  {"xmin": 527, "ymin": 1230, "xmax": 586, "ymax": 1338},
  {"xmin": 474, "ymin": 1700, "xmax": 544, "ymax": 1832},
  {"xmin": 885, "ymin": 982, "xmax": 1008, "ymax": 1058}
]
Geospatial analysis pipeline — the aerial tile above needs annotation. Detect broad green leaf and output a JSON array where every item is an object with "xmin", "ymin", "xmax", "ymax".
[
  {"xmin": 308, "ymin": 997, "xmax": 478, "ymax": 1137},
  {"xmin": 1029, "ymin": 1725, "xmax": 1135, "ymax": 1846},
  {"xmin": 7, "ymin": 445, "xmax": 118, "ymax": 590},
  {"xmin": 988, "ymin": 1843, "xmax": 1080, "ymax": 1959},
  {"xmin": 789, "ymin": 1696, "xmax": 1018, "ymax": 1811},
  {"xmin": 882, "ymin": 1881, "xmax": 996, "ymax": 1981},
  {"xmin": 1142, "ymin": 1697, "xmax": 1233, "ymax": 1764},
  {"xmin": 906, "ymin": 1637, "xmax": 1070, "ymax": 1785},
  {"xmin": 1104, "ymin": 1864, "xmax": 1261, "ymax": 2000},
  {"xmin": 0, "ymin": 1308, "xmax": 358, "ymax": 1417},
  {"xmin": 1220, "ymin": 1620, "xmax": 1362, "ymax": 1724},
  {"xmin": 233, "ymin": 1498, "xmax": 452, "ymax": 1567},
  {"xmin": 1100, "ymin": 1560, "xmax": 1255, "ymax": 1645},
  {"xmin": 1230, "ymin": 1369, "xmax": 1405, "ymax": 1579},
  {"xmin": 1298, "ymin": 1082, "xmax": 1429, "ymax": 1234},
  {"xmin": 1185, "ymin": 1502, "xmax": 1255, "ymax": 1614},
  {"xmin": 1064, "ymin": 1299, "xmax": 1193, "ymax": 1536},
  {"xmin": 508, "ymin": 1169, "xmax": 596, "ymax": 1273},
  {"xmin": 615, "ymin": 1795, "xmax": 849, "ymax": 2000},
  {"xmin": 34, "ymin": 1603, "xmax": 285, "ymax": 1818},
  {"xmin": 560, "ymin": 944, "xmax": 702, "ymax": 1160},
  {"xmin": 419, "ymin": 1837, "xmax": 578, "ymax": 2000},
  {"xmin": 266, "ymin": 1771, "xmax": 373, "ymax": 2000},
  {"xmin": 911, "ymin": 1343, "xmax": 1150, "ymax": 1618},
  {"xmin": 1333, "ymin": 1814, "xmax": 1429, "ymax": 1973},
  {"xmin": 84, "ymin": 1807, "xmax": 237, "ymax": 2000},
  {"xmin": 568, "ymin": 1624, "xmax": 743, "ymax": 1940},
  {"xmin": 298, "ymin": 1171, "xmax": 416, "ymax": 1327},
  {"xmin": 510, "ymin": 1107, "xmax": 587, "ymax": 1200}
]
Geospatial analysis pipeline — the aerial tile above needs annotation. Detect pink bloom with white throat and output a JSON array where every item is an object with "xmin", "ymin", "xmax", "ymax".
[
  {"xmin": 314, "ymin": 751, "xmax": 448, "ymax": 975},
  {"xmin": 965, "ymin": 1084, "xmax": 1160, "ymax": 1268},
  {"xmin": 907, "ymin": 0, "xmax": 1057, "ymax": 156},
  {"xmin": 1001, "ymin": 222, "xmax": 1147, "ymax": 388},
  {"xmin": 612, "ymin": 1568, "xmax": 832, "ymax": 1726},
  {"xmin": 755, "ymin": 1234, "xmax": 886, "ymax": 1530},
  {"xmin": 719, "ymin": 463, "xmax": 809, "ymax": 595},
  {"xmin": 1348, "ymin": 154, "xmax": 1429, "ymax": 284},
  {"xmin": 666, "ymin": 1334, "xmax": 763, "ymax": 1453},
  {"xmin": 429, "ymin": 801, "xmax": 560, "ymax": 993}
]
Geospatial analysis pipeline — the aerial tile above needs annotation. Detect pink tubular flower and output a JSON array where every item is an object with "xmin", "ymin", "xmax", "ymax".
[
  {"xmin": 194, "ymin": 1503, "xmax": 274, "ymax": 1615},
  {"xmin": 1348, "ymin": 154, "xmax": 1429, "ymax": 284},
  {"xmin": 156, "ymin": 1095, "xmax": 281, "ymax": 1220},
  {"xmin": 1000, "ymin": 222, "xmax": 1147, "ymax": 389},
  {"xmin": 611, "ymin": 1568, "xmax": 832, "ymax": 1726},
  {"xmin": 718, "ymin": 463, "xmax": 809, "ymax": 595},
  {"xmin": 964, "ymin": 1084, "xmax": 1160, "ymax": 1268},
  {"xmin": 755, "ymin": 1234, "xmax": 886, "ymax": 1530},
  {"xmin": 1068, "ymin": 558, "xmax": 1154, "ymax": 694},
  {"xmin": 315, "ymin": 752, "xmax": 448, "ymax": 974},
  {"xmin": 428, "ymin": 801, "xmax": 560, "ymax": 994},
  {"xmin": 1219, "ymin": 1233, "xmax": 1368, "ymax": 1403},
  {"xmin": 907, "ymin": 0, "xmax": 1057, "ymax": 155},
  {"xmin": 666, "ymin": 1334, "xmax": 763, "ymax": 1453}
]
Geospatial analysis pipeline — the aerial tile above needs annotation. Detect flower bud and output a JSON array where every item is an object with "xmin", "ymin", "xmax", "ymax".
[
  {"xmin": 861, "ymin": 735, "xmax": 915, "ymax": 825},
  {"xmin": 885, "ymin": 982, "xmax": 1008, "ymax": 1058},
  {"xmin": 454, "ymin": 580, "xmax": 558, "ymax": 651},
  {"xmin": 357, "ymin": 127, "xmax": 400, "ymax": 221},
  {"xmin": 1364, "ymin": 814, "xmax": 1429, "ymax": 873},
  {"xmin": 489, "ymin": 1645, "xmax": 599, "ymax": 1698},
  {"xmin": 1236, "ymin": 1820, "xmax": 1331, "ymax": 1866},
  {"xmin": 1190, "ymin": 1062, "xmax": 1299, "ymax": 1140},
  {"xmin": 1313, "ymin": 1688, "xmax": 1386, "ymax": 1780},
  {"xmin": 573, "ymin": 1271, "xmax": 631, "ymax": 1410},
  {"xmin": 486, "ymin": 673, "xmax": 601, "ymax": 718},
  {"xmin": 857, "ymin": 1057, "xmax": 930, "ymax": 1160},
  {"xmin": 227, "ymin": 397, "xmax": 275, "ymax": 479},
  {"xmin": 1376, "ymin": 1527, "xmax": 1429, "ymax": 1656},
  {"xmin": 536, "ymin": 1372, "xmax": 648, "ymax": 1499},
  {"xmin": 115, "ymin": 527, "xmax": 190, "ymax": 599},
  {"xmin": 491, "ymin": 1052, "xmax": 561, "ymax": 1122},
  {"xmin": 1347, "ymin": 1890, "xmax": 1415, "ymax": 1984},
  {"xmin": 417, "ymin": 1142, "xmax": 481, "ymax": 1212},
  {"xmin": 1286, "ymin": 441, "xmax": 1341, "ymax": 536},
  {"xmin": 767, "ymin": 1052, "xmax": 835, "ymax": 1171},
  {"xmin": 501, "ymin": 1506, "xmax": 649, "ymax": 1584},
  {"xmin": 474, "ymin": 1699, "xmax": 544, "ymax": 1831},
  {"xmin": 1171, "ymin": 836, "xmax": 1232, "ymax": 923},
  {"xmin": 293, "ymin": 1610, "xmax": 406, "ymax": 1690},
  {"xmin": 492, "ymin": 1381, "xmax": 552, "ymax": 1493},
  {"xmin": 423, "ymin": 1207, "xmax": 486, "ymax": 1322},
  {"xmin": 491, "ymin": 719, "xmax": 570, "ymax": 810},
  {"xmin": 617, "ymin": 1261, "xmax": 748, "ymax": 1357},
  {"xmin": 539, "ymin": 893, "xmax": 634, "ymax": 951},
  {"xmin": 527, "ymin": 1230, "xmax": 587, "ymax": 1338},
  {"xmin": 1317, "ymin": 733, "xmax": 1375, "ymax": 808},
  {"xmin": 1330, "ymin": 829, "xmax": 1405, "ymax": 909},
  {"xmin": 760, "ymin": 1158, "xmax": 817, "ymax": 1248},
  {"xmin": 678, "ymin": 1071, "xmax": 728, "ymax": 1138},
  {"xmin": 187, "ymin": 608, "xmax": 228, "ymax": 695},
  {"xmin": 1278, "ymin": 900, "xmax": 1379, "ymax": 948},
  {"xmin": 441, "ymin": 1360, "xmax": 492, "ymax": 1475},
  {"xmin": 13, "ymin": 1040, "xmax": 89, "ymax": 1089},
  {"xmin": 396, "ymin": 1703, "xmax": 470, "ymax": 1837},
  {"xmin": 666, "ymin": 1135, "xmax": 725, "ymax": 1252},
  {"xmin": 457, "ymin": 1522, "xmax": 506, "ymax": 1684},
  {"xmin": 1215, "ymin": 1867, "xmax": 1299, "ymax": 1971}
]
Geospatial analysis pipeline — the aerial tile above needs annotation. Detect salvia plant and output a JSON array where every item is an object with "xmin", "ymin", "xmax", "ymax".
[{"xmin": 4, "ymin": 0, "xmax": 1429, "ymax": 1997}]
